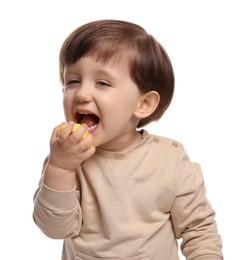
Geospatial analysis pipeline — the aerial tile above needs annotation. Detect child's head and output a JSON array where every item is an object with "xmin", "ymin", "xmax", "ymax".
[{"xmin": 59, "ymin": 19, "xmax": 174, "ymax": 128}]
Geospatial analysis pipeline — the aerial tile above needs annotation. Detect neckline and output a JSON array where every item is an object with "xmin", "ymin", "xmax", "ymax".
[{"xmin": 95, "ymin": 130, "xmax": 149, "ymax": 159}]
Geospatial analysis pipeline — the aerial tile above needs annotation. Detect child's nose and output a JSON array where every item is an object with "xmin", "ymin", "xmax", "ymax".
[{"xmin": 74, "ymin": 84, "xmax": 93, "ymax": 103}]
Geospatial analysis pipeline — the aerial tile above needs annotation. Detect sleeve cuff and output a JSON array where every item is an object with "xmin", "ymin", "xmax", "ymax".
[{"xmin": 37, "ymin": 182, "xmax": 77, "ymax": 211}]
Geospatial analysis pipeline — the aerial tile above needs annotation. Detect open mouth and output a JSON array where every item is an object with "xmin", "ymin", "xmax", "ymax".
[{"xmin": 75, "ymin": 112, "xmax": 100, "ymax": 132}]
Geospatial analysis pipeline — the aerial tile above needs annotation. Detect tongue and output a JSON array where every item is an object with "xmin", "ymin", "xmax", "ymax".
[{"xmin": 80, "ymin": 114, "xmax": 98, "ymax": 127}]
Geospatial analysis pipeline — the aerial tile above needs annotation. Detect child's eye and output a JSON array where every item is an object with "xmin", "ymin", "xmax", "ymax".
[
  {"xmin": 65, "ymin": 79, "xmax": 80, "ymax": 86},
  {"xmin": 96, "ymin": 80, "xmax": 111, "ymax": 87}
]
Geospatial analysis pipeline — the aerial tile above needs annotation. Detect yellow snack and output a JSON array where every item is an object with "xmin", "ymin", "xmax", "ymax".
[{"xmin": 58, "ymin": 123, "xmax": 89, "ymax": 140}]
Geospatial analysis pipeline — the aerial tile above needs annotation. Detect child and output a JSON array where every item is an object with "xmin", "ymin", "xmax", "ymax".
[{"xmin": 33, "ymin": 19, "xmax": 223, "ymax": 260}]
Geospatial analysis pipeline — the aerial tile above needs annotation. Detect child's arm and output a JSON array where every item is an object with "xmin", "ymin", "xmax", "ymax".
[
  {"xmin": 33, "ymin": 167, "xmax": 82, "ymax": 239},
  {"xmin": 33, "ymin": 123, "xmax": 95, "ymax": 238},
  {"xmin": 171, "ymin": 154, "xmax": 223, "ymax": 260}
]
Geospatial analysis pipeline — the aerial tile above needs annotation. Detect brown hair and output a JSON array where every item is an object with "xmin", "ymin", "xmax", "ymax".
[{"xmin": 59, "ymin": 19, "xmax": 174, "ymax": 127}]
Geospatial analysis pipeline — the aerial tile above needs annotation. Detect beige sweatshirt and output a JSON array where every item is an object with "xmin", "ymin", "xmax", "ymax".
[{"xmin": 33, "ymin": 131, "xmax": 223, "ymax": 260}]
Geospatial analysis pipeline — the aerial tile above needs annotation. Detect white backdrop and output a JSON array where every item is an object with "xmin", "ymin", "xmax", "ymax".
[{"xmin": 0, "ymin": 0, "xmax": 249, "ymax": 259}]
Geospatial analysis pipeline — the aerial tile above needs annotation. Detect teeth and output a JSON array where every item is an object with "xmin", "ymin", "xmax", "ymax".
[
  {"xmin": 78, "ymin": 111, "xmax": 92, "ymax": 115},
  {"xmin": 76, "ymin": 111, "xmax": 99, "ymax": 132},
  {"xmin": 88, "ymin": 124, "xmax": 97, "ymax": 131}
]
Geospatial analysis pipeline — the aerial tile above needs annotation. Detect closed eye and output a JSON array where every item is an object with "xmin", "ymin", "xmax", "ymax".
[
  {"xmin": 96, "ymin": 80, "xmax": 111, "ymax": 87},
  {"xmin": 65, "ymin": 79, "xmax": 80, "ymax": 86}
]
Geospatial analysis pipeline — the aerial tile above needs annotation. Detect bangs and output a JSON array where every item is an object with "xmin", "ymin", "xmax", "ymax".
[
  {"xmin": 59, "ymin": 20, "xmax": 148, "ymax": 84},
  {"xmin": 86, "ymin": 41, "xmax": 133, "ymax": 65},
  {"xmin": 60, "ymin": 36, "xmax": 135, "ymax": 84}
]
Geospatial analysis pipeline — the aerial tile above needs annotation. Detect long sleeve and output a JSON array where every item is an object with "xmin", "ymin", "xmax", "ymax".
[
  {"xmin": 33, "ymin": 159, "xmax": 82, "ymax": 239},
  {"xmin": 171, "ymin": 154, "xmax": 223, "ymax": 260}
]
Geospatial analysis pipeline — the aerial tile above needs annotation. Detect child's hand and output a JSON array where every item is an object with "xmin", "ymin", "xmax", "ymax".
[
  {"xmin": 48, "ymin": 121, "xmax": 96, "ymax": 171},
  {"xmin": 58, "ymin": 122, "xmax": 89, "ymax": 140}
]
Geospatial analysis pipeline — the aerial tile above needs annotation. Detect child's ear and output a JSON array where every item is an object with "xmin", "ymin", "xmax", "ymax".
[{"xmin": 134, "ymin": 91, "xmax": 160, "ymax": 119}]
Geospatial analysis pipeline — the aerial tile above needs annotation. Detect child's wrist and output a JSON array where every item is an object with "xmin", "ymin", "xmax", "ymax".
[{"xmin": 43, "ymin": 163, "xmax": 76, "ymax": 191}]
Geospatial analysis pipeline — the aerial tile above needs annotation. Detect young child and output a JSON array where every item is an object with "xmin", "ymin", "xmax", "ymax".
[{"xmin": 33, "ymin": 19, "xmax": 223, "ymax": 260}]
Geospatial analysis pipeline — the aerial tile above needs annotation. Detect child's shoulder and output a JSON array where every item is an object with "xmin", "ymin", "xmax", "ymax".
[
  {"xmin": 143, "ymin": 130, "xmax": 185, "ymax": 152},
  {"xmin": 154, "ymin": 135, "xmax": 184, "ymax": 150}
]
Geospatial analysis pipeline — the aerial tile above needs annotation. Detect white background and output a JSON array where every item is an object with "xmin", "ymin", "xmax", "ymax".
[{"xmin": 0, "ymin": 0, "xmax": 249, "ymax": 259}]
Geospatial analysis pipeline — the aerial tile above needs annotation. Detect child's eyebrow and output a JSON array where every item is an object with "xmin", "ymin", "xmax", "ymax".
[
  {"xmin": 63, "ymin": 69, "xmax": 77, "ymax": 80},
  {"xmin": 93, "ymin": 68, "xmax": 118, "ymax": 81}
]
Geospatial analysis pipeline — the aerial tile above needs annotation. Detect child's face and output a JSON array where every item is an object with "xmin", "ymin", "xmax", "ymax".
[{"xmin": 62, "ymin": 56, "xmax": 143, "ymax": 151}]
